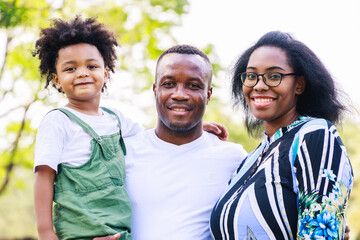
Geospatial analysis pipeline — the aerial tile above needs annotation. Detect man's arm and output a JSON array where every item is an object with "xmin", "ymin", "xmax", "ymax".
[
  {"xmin": 34, "ymin": 165, "xmax": 58, "ymax": 240},
  {"xmin": 344, "ymin": 225, "xmax": 350, "ymax": 240}
]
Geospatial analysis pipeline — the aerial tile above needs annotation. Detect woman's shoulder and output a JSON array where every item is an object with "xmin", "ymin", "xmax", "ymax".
[
  {"xmin": 298, "ymin": 116, "xmax": 335, "ymax": 133},
  {"xmin": 295, "ymin": 117, "xmax": 347, "ymax": 150},
  {"xmin": 288, "ymin": 117, "xmax": 342, "ymax": 148}
]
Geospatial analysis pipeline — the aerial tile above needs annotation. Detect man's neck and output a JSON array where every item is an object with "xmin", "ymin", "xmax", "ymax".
[{"xmin": 154, "ymin": 124, "xmax": 203, "ymax": 146}]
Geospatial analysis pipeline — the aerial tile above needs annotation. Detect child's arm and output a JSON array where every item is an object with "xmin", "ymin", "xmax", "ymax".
[{"xmin": 34, "ymin": 165, "xmax": 58, "ymax": 240}]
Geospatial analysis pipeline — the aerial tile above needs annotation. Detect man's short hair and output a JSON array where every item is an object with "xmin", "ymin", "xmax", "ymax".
[{"xmin": 156, "ymin": 44, "xmax": 213, "ymax": 85}]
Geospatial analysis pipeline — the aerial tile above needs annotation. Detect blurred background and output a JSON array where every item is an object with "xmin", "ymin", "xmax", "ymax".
[{"xmin": 0, "ymin": 0, "xmax": 359, "ymax": 239}]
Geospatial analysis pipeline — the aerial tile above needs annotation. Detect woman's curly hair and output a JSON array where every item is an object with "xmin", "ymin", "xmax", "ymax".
[{"xmin": 33, "ymin": 15, "xmax": 118, "ymax": 92}]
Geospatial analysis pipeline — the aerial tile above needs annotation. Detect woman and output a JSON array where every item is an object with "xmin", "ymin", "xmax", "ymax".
[{"xmin": 210, "ymin": 31, "xmax": 353, "ymax": 240}]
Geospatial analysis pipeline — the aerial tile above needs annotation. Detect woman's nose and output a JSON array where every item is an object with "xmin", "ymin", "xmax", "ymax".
[{"xmin": 253, "ymin": 75, "xmax": 269, "ymax": 90}]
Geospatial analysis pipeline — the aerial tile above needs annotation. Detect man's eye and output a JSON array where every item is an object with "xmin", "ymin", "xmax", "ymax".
[
  {"xmin": 188, "ymin": 83, "xmax": 201, "ymax": 89},
  {"xmin": 161, "ymin": 82, "xmax": 175, "ymax": 87}
]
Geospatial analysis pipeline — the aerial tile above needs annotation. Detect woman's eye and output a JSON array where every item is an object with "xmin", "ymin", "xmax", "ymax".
[
  {"xmin": 268, "ymin": 73, "xmax": 281, "ymax": 80},
  {"xmin": 247, "ymin": 74, "xmax": 257, "ymax": 80}
]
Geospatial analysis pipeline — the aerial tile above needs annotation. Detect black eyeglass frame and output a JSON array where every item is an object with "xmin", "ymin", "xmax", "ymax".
[{"xmin": 240, "ymin": 71, "xmax": 297, "ymax": 87}]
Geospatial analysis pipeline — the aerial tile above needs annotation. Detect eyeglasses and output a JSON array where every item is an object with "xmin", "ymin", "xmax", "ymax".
[{"xmin": 240, "ymin": 72, "xmax": 297, "ymax": 87}]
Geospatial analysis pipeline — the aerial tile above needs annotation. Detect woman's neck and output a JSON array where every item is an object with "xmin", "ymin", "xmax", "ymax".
[{"xmin": 264, "ymin": 111, "xmax": 300, "ymax": 138}]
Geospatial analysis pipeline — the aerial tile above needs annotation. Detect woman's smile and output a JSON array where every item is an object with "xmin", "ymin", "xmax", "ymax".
[{"xmin": 251, "ymin": 96, "xmax": 275, "ymax": 108}]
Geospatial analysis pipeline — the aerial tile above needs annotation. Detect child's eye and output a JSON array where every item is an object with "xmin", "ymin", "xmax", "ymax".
[
  {"xmin": 65, "ymin": 67, "xmax": 75, "ymax": 72},
  {"xmin": 88, "ymin": 65, "xmax": 97, "ymax": 69}
]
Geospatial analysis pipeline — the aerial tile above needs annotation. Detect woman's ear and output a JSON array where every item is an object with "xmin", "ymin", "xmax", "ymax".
[{"xmin": 295, "ymin": 76, "xmax": 306, "ymax": 95}]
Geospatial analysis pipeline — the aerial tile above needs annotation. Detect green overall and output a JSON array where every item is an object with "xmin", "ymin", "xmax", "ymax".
[{"xmin": 53, "ymin": 107, "xmax": 131, "ymax": 240}]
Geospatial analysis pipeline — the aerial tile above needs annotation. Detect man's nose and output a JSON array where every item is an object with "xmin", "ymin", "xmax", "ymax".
[{"xmin": 172, "ymin": 85, "xmax": 190, "ymax": 100}]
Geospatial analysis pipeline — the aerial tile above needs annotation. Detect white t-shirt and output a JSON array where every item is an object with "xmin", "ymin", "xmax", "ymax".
[
  {"xmin": 125, "ymin": 129, "xmax": 248, "ymax": 240},
  {"xmin": 34, "ymin": 107, "xmax": 143, "ymax": 172}
]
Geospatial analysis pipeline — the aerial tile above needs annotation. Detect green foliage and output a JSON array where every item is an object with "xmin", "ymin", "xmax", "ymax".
[
  {"xmin": 0, "ymin": 0, "xmax": 28, "ymax": 28},
  {"xmin": 6, "ymin": 43, "xmax": 41, "ymax": 82},
  {"xmin": 337, "ymin": 121, "xmax": 360, "ymax": 239},
  {"xmin": 0, "ymin": 168, "xmax": 37, "ymax": 238},
  {"xmin": 149, "ymin": 0, "xmax": 188, "ymax": 14},
  {"xmin": 0, "ymin": 0, "xmax": 51, "ymax": 29}
]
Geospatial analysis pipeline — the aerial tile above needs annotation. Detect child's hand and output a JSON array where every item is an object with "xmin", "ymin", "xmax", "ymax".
[{"xmin": 93, "ymin": 233, "xmax": 121, "ymax": 240}]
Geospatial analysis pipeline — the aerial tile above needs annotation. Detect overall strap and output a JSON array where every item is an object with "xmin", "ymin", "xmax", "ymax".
[
  {"xmin": 100, "ymin": 107, "xmax": 127, "ymax": 155},
  {"xmin": 56, "ymin": 108, "xmax": 115, "ymax": 159},
  {"xmin": 56, "ymin": 108, "xmax": 101, "ymax": 142}
]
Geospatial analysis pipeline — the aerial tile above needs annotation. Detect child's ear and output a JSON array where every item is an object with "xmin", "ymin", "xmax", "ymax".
[
  {"xmin": 52, "ymin": 73, "xmax": 61, "ymax": 89},
  {"xmin": 104, "ymin": 67, "xmax": 109, "ymax": 83},
  {"xmin": 295, "ymin": 76, "xmax": 306, "ymax": 95}
]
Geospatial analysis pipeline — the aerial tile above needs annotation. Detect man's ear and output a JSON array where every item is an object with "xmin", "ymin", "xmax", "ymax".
[
  {"xmin": 206, "ymin": 86, "xmax": 213, "ymax": 104},
  {"xmin": 295, "ymin": 76, "xmax": 306, "ymax": 95},
  {"xmin": 153, "ymin": 83, "xmax": 157, "ymax": 96},
  {"xmin": 52, "ymin": 73, "xmax": 61, "ymax": 89}
]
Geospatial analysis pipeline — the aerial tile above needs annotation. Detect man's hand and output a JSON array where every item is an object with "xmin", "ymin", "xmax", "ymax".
[
  {"xmin": 344, "ymin": 225, "xmax": 350, "ymax": 240},
  {"xmin": 203, "ymin": 122, "xmax": 229, "ymax": 141},
  {"xmin": 93, "ymin": 233, "xmax": 121, "ymax": 240}
]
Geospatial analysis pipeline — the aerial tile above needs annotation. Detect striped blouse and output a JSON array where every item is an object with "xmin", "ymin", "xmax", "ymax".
[{"xmin": 210, "ymin": 116, "xmax": 353, "ymax": 240}]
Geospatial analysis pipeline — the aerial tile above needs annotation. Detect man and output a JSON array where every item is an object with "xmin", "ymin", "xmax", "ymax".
[{"xmin": 125, "ymin": 45, "xmax": 247, "ymax": 240}]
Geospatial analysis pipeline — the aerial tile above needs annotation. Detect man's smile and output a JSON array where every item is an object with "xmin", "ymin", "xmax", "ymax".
[{"xmin": 166, "ymin": 103, "xmax": 193, "ymax": 112}]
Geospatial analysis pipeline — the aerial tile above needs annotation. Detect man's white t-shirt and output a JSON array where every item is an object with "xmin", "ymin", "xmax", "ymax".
[
  {"xmin": 34, "ymin": 107, "xmax": 143, "ymax": 172},
  {"xmin": 125, "ymin": 129, "xmax": 247, "ymax": 240}
]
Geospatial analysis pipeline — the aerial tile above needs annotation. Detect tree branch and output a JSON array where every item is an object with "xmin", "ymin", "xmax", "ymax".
[
  {"xmin": 0, "ymin": 102, "xmax": 31, "ymax": 195},
  {"xmin": 0, "ymin": 33, "xmax": 9, "ymax": 82},
  {"xmin": 0, "ymin": 104, "xmax": 26, "ymax": 118}
]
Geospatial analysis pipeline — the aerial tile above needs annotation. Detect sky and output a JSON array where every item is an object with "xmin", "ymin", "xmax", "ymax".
[{"xmin": 171, "ymin": 0, "xmax": 360, "ymax": 114}]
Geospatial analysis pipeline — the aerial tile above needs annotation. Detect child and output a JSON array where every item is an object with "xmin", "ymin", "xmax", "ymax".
[{"xmin": 33, "ymin": 16, "xmax": 142, "ymax": 240}]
